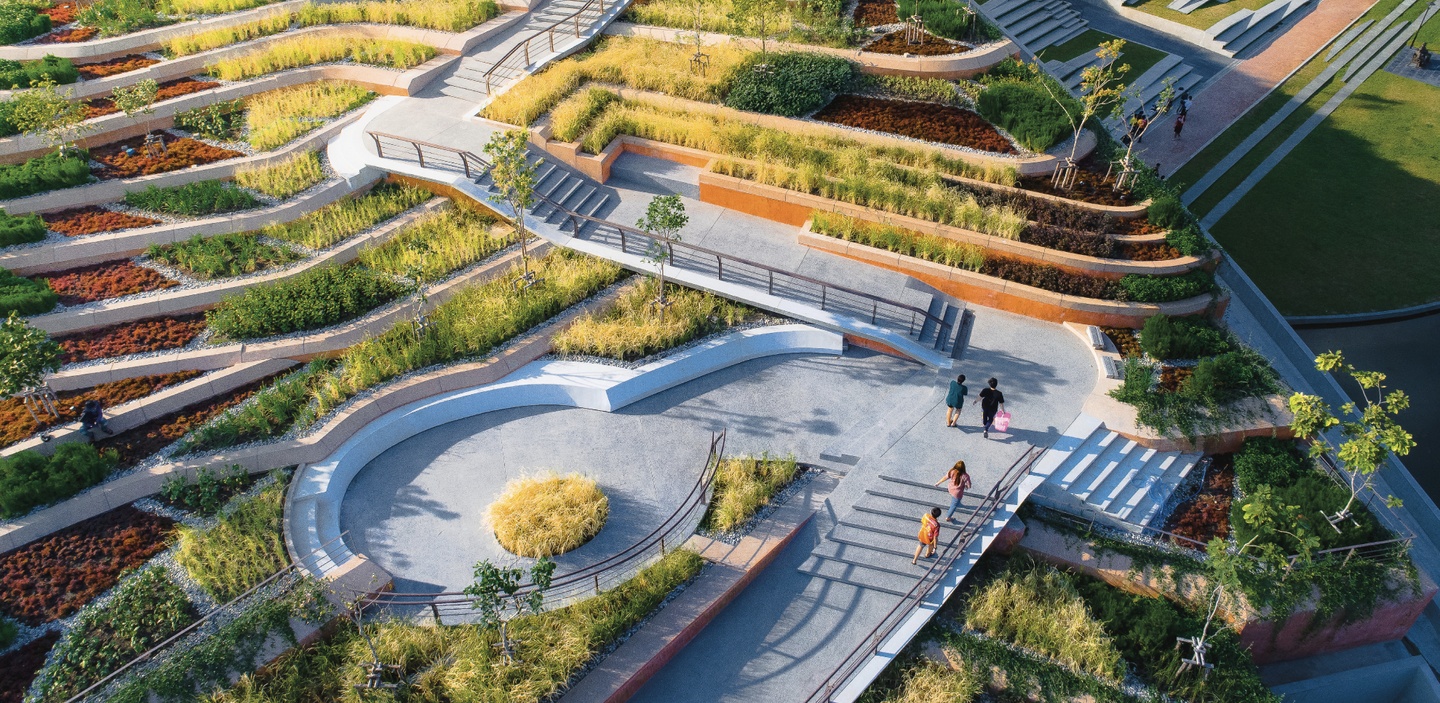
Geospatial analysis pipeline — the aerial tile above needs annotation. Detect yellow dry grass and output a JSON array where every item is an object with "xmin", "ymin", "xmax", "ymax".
[
  {"xmin": 233, "ymin": 149, "xmax": 327, "ymax": 198},
  {"xmin": 879, "ymin": 659, "xmax": 982, "ymax": 703},
  {"xmin": 703, "ymin": 454, "xmax": 799, "ymax": 532},
  {"xmin": 165, "ymin": 14, "xmax": 292, "ymax": 56},
  {"xmin": 206, "ymin": 34, "xmax": 436, "ymax": 81},
  {"xmin": 487, "ymin": 472, "xmax": 609, "ymax": 557},
  {"xmin": 244, "ymin": 81, "xmax": 375, "ymax": 151}
]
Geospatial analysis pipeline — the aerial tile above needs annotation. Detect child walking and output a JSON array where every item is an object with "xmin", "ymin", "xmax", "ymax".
[{"xmin": 912, "ymin": 508, "xmax": 942, "ymax": 564}]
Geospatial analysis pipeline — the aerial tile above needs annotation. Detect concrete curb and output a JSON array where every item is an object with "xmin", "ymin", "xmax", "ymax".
[{"xmin": 1285, "ymin": 299, "xmax": 1440, "ymax": 327}]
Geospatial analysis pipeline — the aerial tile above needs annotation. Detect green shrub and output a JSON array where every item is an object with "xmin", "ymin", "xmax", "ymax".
[
  {"xmin": 0, "ymin": 55, "xmax": 78, "ymax": 88},
  {"xmin": 0, "ymin": 267, "xmax": 57, "ymax": 315},
  {"xmin": 976, "ymin": 81, "xmax": 1071, "ymax": 152},
  {"xmin": 206, "ymin": 264, "xmax": 407, "ymax": 340},
  {"xmin": 173, "ymin": 99, "xmax": 245, "ymax": 142},
  {"xmin": 1167, "ymin": 223, "xmax": 1208, "ymax": 256},
  {"xmin": 0, "ymin": 442, "xmax": 116, "ymax": 518},
  {"xmin": 1146, "ymin": 194, "xmax": 1188, "ymax": 230},
  {"xmin": 75, "ymin": 0, "xmax": 165, "ymax": 37},
  {"xmin": 42, "ymin": 566, "xmax": 196, "ymax": 701},
  {"xmin": 0, "ymin": 100, "xmax": 17, "ymax": 138},
  {"xmin": 178, "ymin": 361, "xmax": 333, "ymax": 454},
  {"xmin": 1117, "ymin": 269, "xmax": 1214, "ymax": 303},
  {"xmin": 0, "ymin": 3, "xmax": 50, "ymax": 46},
  {"xmin": 146, "ymin": 232, "xmax": 299, "ymax": 279},
  {"xmin": 0, "ymin": 209, "xmax": 46, "ymax": 247},
  {"xmin": 1139, "ymin": 314, "xmax": 1230, "ymax": 360},
  {"xmin": 1073, "ymin": 573, "xmax": 1278, "ymax": 702},
  {"xmin": 552, "ymin": 278, "xmax": 760, "ymax": 362},
  {"xmin": 177, "ymin": 483, "xmax": 288, "ymax": 601},
  {"xmin": 0, "ymin": 150, "xmax": 92, "ymax": 200},
  {"xmin": 1232, "ymin": 472, "xmax": 1387, "ymax": 553},
  {"xmin": 1233, "ymin": 437, "xmax": 1308, "ymax": 493},
  {"xmin": 1184, "ymin": 348, "xmax": 1278, "ymax": 405},
  {"xmin": 159, "ymin": 464, "xmax": 249, "ymax": 515},
  {"xmin": 126, "ymin": 180, "xmax": 260, "ymax": 216},
  {"xmin": 722, "ymin": 52, "xmax": 856, "ymax": 117},
  {"xmin": 234, "ymin": 149, "xmax": 326, "ymax": 199}
]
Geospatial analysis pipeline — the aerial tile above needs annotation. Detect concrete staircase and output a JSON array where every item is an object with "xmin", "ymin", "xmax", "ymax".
[
  {"xmin": 1204, "ymin": 0, "xmax": 1314, "ymax": 56},
  {"xmin": 472, "ymin": 150, "xmax": 615, "ymax": 225},
  {"xmin": 799, "ymin": 474, "xmax": 984, "ymax": 597},
  {"xmin": 438, "ymin": 0, "xmax": 628, "ymax": 103},
  {"xmin": 980, "ymin": 0, "xmax": 1089, "ymax": 52},
  {"xmin": 1029, "ymin": 415, "xmax": 1201, "ymax": 531}
]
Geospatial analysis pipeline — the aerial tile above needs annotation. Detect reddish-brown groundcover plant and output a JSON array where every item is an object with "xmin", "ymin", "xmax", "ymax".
[
  {"xmin": 0, "ymin": 371, "xmax": 203, "ymax": 448},
  {"xmin": 55, "ymin": 314, "xmax": 207, "ymax": 364},
  {"xmin": 863, "ymin": 30, "xmax": 970, "ymax": 55},
  {"xmin": 1163, "ymin": 454, "xmax": 1235, "ymax": 547},
  {"xmin": 34, "ymin": 260, "xmax": 177, "ymax": 306},
  {"xmin": 91, "ymin": 133, "xmax": 244, "ymax": 179},
  {"xmin": 94, "ymin": 375, "xmax": 275, "ymax": 466},
  {"xmin": 812, "ymin": 95, "xmax": 1016, "ymax": 154},
  {"xmin": 74, "ymin": 54, "xmax": 160, "ymax": 80},
  {"xmin": 35, "ymin": 25, "xmax": 96, "ymax": 43},
  {"xmin": 83, "ymin": 78, "xmax": 219, "ymax": 118},
  {"xmin": 852, "ymin": 0, "xmax": 898, "ymax": 25},
  {"xmin": 0, "ymin": 506, "xmax": 175, "ymax": 625},
  {"xmin": 0, "ymin": 631, "xmax": 61, "ymax": 703},
  {"xmin": 41, "ymin": 207, "xmax": 162, "ymax": 237}
]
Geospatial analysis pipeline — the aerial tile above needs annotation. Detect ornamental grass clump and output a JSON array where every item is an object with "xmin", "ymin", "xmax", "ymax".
[
  {"xmin": 244, "ymin": 81, "xmax": 375, "ymax": 151},
  {"xmin": 163, "ymin": 13, "xmax": 291, "ymax": 56},
  {"xmin": 551, "ymin": 278, "xmax": 759, "ymax": 361},
  {"xmin": 810, "ymin": 211, "xmax": 985, "ymax": 270},
  {"xmin": 125, "ymin": 179, "xmax": 260, "ymax": 215},
  {"xmin": 879, "ymin": 659, "xmax": 982, "ymax": 703},
  {"xmin": 234, "ymin": 149, "xmax": 326, "ymax": 198},
  {"xmin": 357, "ymin": 205, "xmax": 507, "ymax": 282},
  {"xmin": 206, "ymin": 263, "xmax": 407, "ymax": 340},
  {"xmin": 146, "ymin": 232, "xmax": 299, "ymax": 279},
  {"xmin": 487, "ymin": 472, "xmax": 609, "ymax": 557},
  {"xmin": 177, "ymin": 482, "xmax": 288, "ymax": 601},
  {"xmin": 205, "ymin": 34, "xmax": 436, "ymax": 82},
  {"xmin": 297, "ymin": 0, "xmax": 498, "ymax": 31},
  {"xmin": 264, "ymin": 181, "xmax": 431, "ymax": 249},
  {"xmin": 964, "ymin": 559, "xmax": 1124, "ymax": 681},
  {"xmin": 702, "ymin": 454, "xmax": 799, "ymax": 532}
]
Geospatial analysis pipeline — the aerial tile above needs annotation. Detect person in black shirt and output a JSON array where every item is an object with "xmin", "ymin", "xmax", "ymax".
[
  {"xmin": 79, "ymin": 400, "xmax": 113, "ymax": 441},
  {"xmin": 975, "ymin": 378, "xmax": 1004, "ymax": 438}
]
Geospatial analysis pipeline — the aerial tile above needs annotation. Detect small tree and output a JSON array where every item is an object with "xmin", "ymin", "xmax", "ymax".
[
  {"xmin": 682, "ymin": 0, "xmax": 713, "ymax": 73},
  {"xmin": 1112, "ymin": 76, "xmax": 1175, "ymax": 190},
  {"xmin": 1030, "ymin": 40, "xmax": 1130, "ymax": 189},
  {"xmin": 729, "ymin": 0, "xmax": 788, "ymax": 54},
  {"xmin": 636, "ymin": 194, "xmax": 689, "ymax": 316},
  {"xmin": 10, "ymin": 79, "xmax": 90, "ymax": 153},
  {"xmin": 1290, "ymin": 351, "xmax": 1414, "ymax": 530},
  {"xmin": 111, "ymin": 78, "xmax": 159, "ymax": 140},
  {"xmin": 0, "ymin": 312, "xmax": 61, "ymax": 425},
  {"xmin": 483, "ymin": 129, "xmax": 540, "ymax": 282},
  {"xmin": 464, "ymin": 557, "xmax": 556, "ymax": 663}
]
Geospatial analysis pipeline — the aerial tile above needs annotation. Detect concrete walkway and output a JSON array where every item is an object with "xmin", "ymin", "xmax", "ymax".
[{"xmin": 1137, "ymin": 0, "xmax": 1378, "ymax": 173}]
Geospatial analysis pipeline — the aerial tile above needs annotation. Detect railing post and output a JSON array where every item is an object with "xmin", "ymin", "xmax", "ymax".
[
  {"xmin": 716, "ymin": 255, "xmax": 723, "ymax": 280},
  {"xmin": 370, "ymin": 133, "xmax": 383, "ymax": 158},
  {"xmin": 413, "ymin": 142, "xmax": 425, "ymax": 168},
  {"xmin": 594, "ymin": 574, "xmax": 601, "ymax": 595},
  {"xmin": 549, "ymin": 27, "xmax": 555, "ymax": 51},
  {"xmin": 461, "ymin": 154, "xmax": 471, "ymax": 178},
  {"xmin": 525, "ymin": 41, "xmax": 530, "ymax": 65},
  {"xmin": 619, "ymin": 229, "xmax": 626, "ymax": 251},
  {"xmin": 767, "ymin": 270, "xmax": 773, "ymax": 294},
  {"xmin": 575, "ymin": 14, "xmax": 581, "ymax": 36},
  {"xmin": 872, "ymin": 302, "xmax": 878, "ymax": 324},
  {"xmin": 820, "ymin": 286, "xmax": 827, "ymax": 310},
  {"xmin": 430, "ymin": 603, "xmax": 441, "ymax": 624}
]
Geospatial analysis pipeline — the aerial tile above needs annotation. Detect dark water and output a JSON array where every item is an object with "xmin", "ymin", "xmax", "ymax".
[{"xmin": 1297, "ymin": 317, "xmax": 1439, "ymax": 502}]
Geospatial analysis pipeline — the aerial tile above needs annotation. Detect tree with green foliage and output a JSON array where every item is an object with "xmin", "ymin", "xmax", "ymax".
[
  {"xmin": 111, "ymin": 78, "xmax": 159, "ymax": 139},
  {"xmin": 1290, "ymin": 351, "xmax": 1414, "ymax": 528},
  {"xmin": 0, "ymin": 311, "xmax": 59, "ymax": 400},
  {"xmin": 729, "ymin": 0, "xmax": 787, "ymax": 54},
  {"xmin": 463, "ymin": 557, "xmax": 556, "ymax": 663},
  {"xmin": 1030, "ymin": 40, "xmax": 1130, "ymax": 185},
  {"xmin": 483, "ymin": 128, "xmax": 539, "ymax": 279},
  {"xmin": 636, "ymin": 193, "xmax": 688, "ymax": 316},
  {"xmin": 9, "ymin": 79, "xmax": 89, "ymax": 153},
  {"xmin": 1114, "ymin": 76, "xmax": 1175, "ymax": 188}
]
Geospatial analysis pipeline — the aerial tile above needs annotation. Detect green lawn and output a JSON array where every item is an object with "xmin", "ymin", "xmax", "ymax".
[
  {"xmin": 1210, "ymin": 71, "xmax": 1440, "ymax": 315},
  {"xmin": 1129, "ymin": 0, "xmax": 1273, "ymax": 30},
  {"xmin": 1037, "ymin": 29, "xmax": 1169, "ymax": 82}
]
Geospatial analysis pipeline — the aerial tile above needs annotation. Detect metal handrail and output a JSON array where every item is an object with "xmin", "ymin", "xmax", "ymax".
[
  {"xmin": 363, "ymin": 132, "xmax": 953, "ymax": 342},
  {"xmin": 803, "ymin": 444, "xmax": 1045, "ymax": 703},
  {"xmin": 477, "ymin": 0, "xmax": 610, "ymax": 94},
  {"xmin": 353, "ymin": 431, "xmax": 725, "ymax": 618}
]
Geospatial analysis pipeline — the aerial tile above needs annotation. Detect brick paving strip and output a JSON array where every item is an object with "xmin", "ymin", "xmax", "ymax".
[{"xmin": 1136, "ymin": 0, "xmax": 1380, "ymax": 176}]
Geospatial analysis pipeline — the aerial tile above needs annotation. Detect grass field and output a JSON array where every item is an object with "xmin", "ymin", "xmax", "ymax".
[
  {"xmin": 1129, "ymin": 0, "xmax": 1273, "ymax": 30},
  {"xmin": 1209, "ymin": 70, "xmax": 1440, "ymax": 315},
  {"xmin": 1037, "ymin": 29, "xmax": 1169, "ymax": 80}
]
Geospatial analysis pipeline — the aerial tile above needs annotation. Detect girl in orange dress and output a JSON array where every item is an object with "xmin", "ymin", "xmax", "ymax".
[{"xmin": 912, "ymin": 507, "xmax": 942, "ymax": 564}]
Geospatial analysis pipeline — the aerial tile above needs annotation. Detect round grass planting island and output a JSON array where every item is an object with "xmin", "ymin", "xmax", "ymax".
[{"xmin": 487, "ymin": 473, "xmax": 609, "ymax": 558}]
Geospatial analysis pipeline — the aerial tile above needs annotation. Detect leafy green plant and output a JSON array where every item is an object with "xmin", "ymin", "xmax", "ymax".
[
  {"xmin": 146, "ymin": 232, "xmax": 299, "ymax": 279},
  {"xmin": 464, "ymin": 557, "xmax": 556, "ymax": 662},
  {"xmin": 125, "ymin": 180, "xmax": 260, "ymax": 215},
  {"xmin": 702, "ymin": 453, "xmax": 799, "ymax": 532},
  {"xmin": 0, "ymin": 149, "xmax": 91, "ymax": 200},
  {"xmin": 177, "ymin": 482, "xmax": 288, "ymax": 601},
  {"xmin": 234, "ymin": 149, "xmax": 326, "ymax": 198},
  {"xmin": 206, "ymin": 264, "xmax": 407, "ymax": 340},
  {"xmin": 1233, "ymin": 437, "xmax": 1309, "ymax": 493},
  {"xmin": 976, "ymin": 81, "xmax": 1074, "ymax": 152},
  {"xmin": 263, "ymin": 182, "xmax": 431, "ymax": 249},
  {"xmin": 937, "ymin": 628, "xmax": 1133, "ymax": 703},
  {"xmin": 9, "ymin": 79, "xmax": 90, "ymax": 151},
  {"xmin": 1147, "ymin": 193, "xmax": 1187, "ymax": 230},
  {"xmin": 174, "ymin": 99, "xmax": 245, "ymax": 142},
  {"xmin": 1117, "ymin": 269, "xmax": 1214, "ymax": 302},
  {"xmin": 0, "ymin": 310, "xmax": 60, "ymax": 397},
  {"xmin": 357, "ymin": 205, "xmax": 506, "ymax": 282},
  {"xmin": 722, "ymin": 51, "xmax": 856, "ymax": 117},
  {"xmin": 0, "ymin": 54, "xmax": 76, "ymax": 89},
  {"xmin": 75, "ymin": 0, "xmax": 166, "ymax": 37},
  {"xmin": 484, "ymin": 129, "xmax": 538, "ymax": 276},
  {"xmin": 159, "ymin": 464, "xmax": 249, "ymax": 515},
  {"xmin": 1186, "ymin": 349, "xmax": 1279, "ymax": 405},
  {"xmin": 0, "ymin": 615, "xmax": 16, "ymax": 650},
  {"xmin": 177, "ymin": 361, "xmax": 333, "ymax": 453},
  {"xmin": 0, "ymin": 2, "xmax": 50, "ymax": 45},
  {"xmin": 0, "ymin": 442, "xmax": 116, "ymax": 518},
  {"xmin": 40, "ymin": 566, "xmax": 196, "ymax": 701},
  {"xmin": 1139, "ymin": 313, "xmax": 1231, "ymax": 360},
  {"xmin": 0, "ymin": 267, "xmax": 58, "ymax": 316}
]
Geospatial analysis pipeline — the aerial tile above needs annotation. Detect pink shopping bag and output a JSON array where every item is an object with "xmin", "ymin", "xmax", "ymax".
[{"xmin": 992, "ymin": 411, "xmax": 1011, "ymax": 433}]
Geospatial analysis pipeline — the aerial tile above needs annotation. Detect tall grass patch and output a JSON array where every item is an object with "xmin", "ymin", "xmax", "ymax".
[
  {"xmin": 702, "ymin": 453, "xmax": 799, "ymax": 532},
  {"xmin": 146, "ymin": 232, "xmax": 299, "ymax": 278},
  {"xmin": 811, "ymin": 211, "xmax": 987, "ymax": 268},
  {"xmin": 357, "ymin": 204, "xmax": 507, "ymax": 281},
  {"xmin": 264, "ymin": 181, "xmax": 431, "ymax": 249},
  {"xmin": 206, "ymin": 34, "xmax": 436, "ymax": 81},
  {"xmin": 552, "ymin": 278, "xmax": 760, "ymax": 361},
  {"xmin": 164, "ymin": 13, "xmax": 291, "ymax": 56},
  {"xmin": 487, "ymin": 472, "xmax": 608, "ymax": 557},
  {"xmin": 179, "ymin": 361, "xmax": 333, "ymax": 454},
  {"xmin": 297, "ymin": 0, "xmax": 498, "ymax": 31},
  {"xmin": 234, "ymin": 149, "xmax": 326, "ymax": 198},
  {"xmin": 206, "ymin": 263, "xmax": 408, "ymax": 340},
  {"xmin": 177, "ymin": 482, "xmax": 287, "ymax": 601},
  {"xmin": 244, "ymin": 81, "xmax": 375, "ymax": 151},
  {"xmin": 160, "ymin": 0, "xmax": 278, "ymax": 16},
  {"xmin": 125, "ymin": 180, "xmax": 260, "ymax": 215}
]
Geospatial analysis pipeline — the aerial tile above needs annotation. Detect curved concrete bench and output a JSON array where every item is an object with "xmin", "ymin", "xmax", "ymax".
[
  {"xmin": 0, "ymin": 107, "xmax": 358, "ymax": 214},
  {"xmin": 45, "ymin": 238, "xmax": 537, "ymax": 390},
  {"xmin": 605, "ymin": 22, "xmax": 1018, "ymax": 79},
  {"xmin": 26, "ymin": 197, "xmax": 441, "ymax": 335},
  {"xmin": 284, "ymin": 324, "xmax": 845, "ymax": 575},
  {"xmin": 0, "ymin": 0, "xmax": 523, "ymax": 61}
]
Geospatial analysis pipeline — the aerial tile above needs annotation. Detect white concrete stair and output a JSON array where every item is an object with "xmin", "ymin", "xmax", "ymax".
[
  {"xmin": 1206, "ymin": 0, "xmax": 1315, "ymax": 56},
  {"xmin": 979, "ymin": 0, "xmax": 1089, "ymax": 51}
]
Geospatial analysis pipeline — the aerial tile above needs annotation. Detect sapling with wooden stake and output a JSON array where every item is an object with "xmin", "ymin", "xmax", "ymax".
[
  {"xmin": 464, "ymin": 557, "xmax": 556, "ymax": 664},
  {"xmin": 1112, "ymin": 76, "xmax": 1175, "ymax": 191},
  {"xmin": 636, "ymin": 193, "xmax": 689, "ymax": 318},
  {"xmin": 1290, "ymin": 350, "xmax": 1414, "ymax": 531},
  {"xmin": 1028, "ymin": 40, "xmax": 1130, "ymax": 190},
  {"xmin": 0, "ymin": 311, "xmax": 61, "ymax": 428},
  {"xmin": 483, "ymin": 128, "xmax": 540, "ymax": 287},
  {"xmin": 10, "ymin": 79, "xmax": 91, "ymax": 154},
  {"xmin": 729, "ymin": 0, "xmax": 787, "ymax": 55}
]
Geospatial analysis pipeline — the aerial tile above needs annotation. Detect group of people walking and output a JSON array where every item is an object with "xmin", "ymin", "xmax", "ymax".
[
  {"xmin": 1124, "ymin": 91, "xmax": 1196, "ymax": 143},
  {"xmin": 912, "ymin": 374, "xmax": 1007, "ymax": 565}
]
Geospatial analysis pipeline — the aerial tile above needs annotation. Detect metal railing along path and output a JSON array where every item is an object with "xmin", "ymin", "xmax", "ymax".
[
  {"xmin": 477, "ymin": 0, "xmax": 612, "ymax": 94},
  {"xmin": 802, "ymin": 444, "xmax": 1045, "ymax": 703},
  {"xmin": 350, "ymin": 431, "xmax": 725, "ymax": 623},
  {"xmin": 364, "ymin": 132, "xmax": 953, "ymax": 345}
]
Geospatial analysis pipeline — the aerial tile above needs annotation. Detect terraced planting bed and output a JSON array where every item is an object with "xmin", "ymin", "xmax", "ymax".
[
  {"xmin": 90, "ymin": 132, "xmax": 245, "ymax": 179},
  {"xmin": 74, "ymin": 54, "xmax": 161, "ymax": 80},
  {"xmin": 813, "ymin": 94, "xmax": 1016, "ymax": 153},
  {"xmin": 1163, "ymin": 453, "xmax": 1234, "ymax": 546},
  {"xmin": 55, "ymin": 313, "xmax": 207, "ymax": 363},
  {"xmin": 861, "ymin": 30, "xmax": 971, "ymax": 55},
  {"xmin": 33, "ymin": 260, "xmax": 178, "ymax": 305},
  {"xmin": 0, "ymin": 371, "xmax": 202, "ymax": 447},
  {"xmin": 82, "ymin": 77, "xmax": 220, "ymax": 119},
  {"xmin": 40, "ymin": 206, "xmax": 162, "ymax": 237},
  {"xmin": 93, "ymin": 373, "xmax": 275, "ymax": 467}
]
